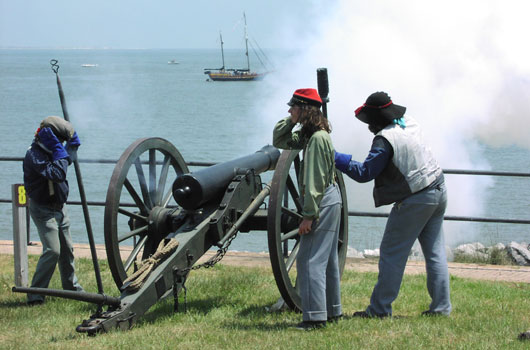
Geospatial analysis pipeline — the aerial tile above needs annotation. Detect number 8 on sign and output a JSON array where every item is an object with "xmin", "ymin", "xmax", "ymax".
[{"xmin": 17, "ymin": 185, "xmax": 27, "ymax": 206}]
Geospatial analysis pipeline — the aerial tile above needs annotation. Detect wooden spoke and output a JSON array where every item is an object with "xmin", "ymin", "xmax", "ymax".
[
  {"xmin": 284, "ymin": 240, "xmax": 300, "ymax": 272},
  {"xmin": 281, "ymin": 228, "xmax": 299, "ymax": 242},
  {"xmin": 118, "ymin": 225, "xmax": 148, "ymax": 243},
  {"xmin": 285, "ymin": 175, "xmax": 302, "ymax": 212},
  {"xmin": 123, "ymin": 234, "xmax": 148, "ymax": 272},
  {"xmin": 117, "ymin": 208, "xmax": 147, "ymax": 222},
  {"xmin": 134, "ymin": 158, "xmax": 152, "ymax": 209},
  {"xmin": 124, "ymin": 178, "xmax": 149, "ymax": 215},
  {"xmin": 281, "ymin": 206, "xmax": 302, "ymax": 220},
  {"xmin": 156, "ymin": 155, "xmax": 171, "ymax": 206},
  {"xmin": 149, "ymin": 149, "xmax": 157, "ymax": 206}
]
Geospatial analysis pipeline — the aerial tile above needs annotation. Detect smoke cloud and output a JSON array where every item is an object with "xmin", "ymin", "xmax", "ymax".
[{"xmin": 258, "ymin": 0, "xmax": 530, "ymax": 245}]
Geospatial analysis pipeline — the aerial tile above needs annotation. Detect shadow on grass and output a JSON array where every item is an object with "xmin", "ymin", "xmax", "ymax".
[
  {"xmin": 230, "ymin": 303, "xmax": 297, "ymax": 331},
  {"xmin": 224, "ymin": 320, "xmax": 294, "ymax": 331},
  {"xmin": 138, "ymin": 296, "xmax": 227, "ymax": 325},
  {"xmin": 138, "ymin": 298, "xmax": 292, "ymax": 329},
  {"xmin": 0, "ymin": 295, "xmax": 103, "ymax": 314},
  {"xmin": 0, "ymin": 299, "xmax": 28, "ymax": 308},
  {"xmin": 238, "ymin": 303, "xmax": 295, "ymax": 317}
]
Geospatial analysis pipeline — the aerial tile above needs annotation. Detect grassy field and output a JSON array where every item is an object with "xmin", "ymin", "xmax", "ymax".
[{"xmin": 0, "ymin": 254, "xmax": 529, "ymax": 350}]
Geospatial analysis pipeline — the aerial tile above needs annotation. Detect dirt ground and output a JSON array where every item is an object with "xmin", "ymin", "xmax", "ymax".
[{"xmin": 2, "ymin": 240, "xmax": 530, "ymax": 283}]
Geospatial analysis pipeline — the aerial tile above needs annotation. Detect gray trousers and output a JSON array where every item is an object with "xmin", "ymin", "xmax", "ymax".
[
  {"xmin": 28, "ymin": 201, "xmax": 83, "ymax": 302},
  {"xmin": 297, "ymin": 184, "xmax": 342, "ymax": 321},
  {"xmin": 366, "ymin": 182, "xmax": 451, "ymax": 316}
]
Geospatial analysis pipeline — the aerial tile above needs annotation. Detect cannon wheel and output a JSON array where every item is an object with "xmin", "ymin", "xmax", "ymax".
[
  {"xmin": 267, "ymin": 150, "xmax": 349, "ymax": 311},
  {"xmin": 104, "ymin": 138, "xmax": 189, "ymax": 289}
]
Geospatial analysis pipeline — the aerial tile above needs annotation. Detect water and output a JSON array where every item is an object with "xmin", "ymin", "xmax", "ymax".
[{"xmin": 1, "ymin": 49, "xmax": 529, "ymax": 254}]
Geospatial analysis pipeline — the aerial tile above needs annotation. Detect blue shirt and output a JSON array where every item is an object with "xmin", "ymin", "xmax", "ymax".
[
  {"xmin": 23, "ymin": 142, "xmax": 70, "ymax": 206},
  {"xmin": 335, "ymin": 136, "xmax": 393, "ymax": 183}
]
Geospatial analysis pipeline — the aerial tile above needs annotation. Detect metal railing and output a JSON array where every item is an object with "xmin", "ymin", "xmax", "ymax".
[{"xmin": 1, "ymin": 156, "xmax": 529, "ymax": 225}]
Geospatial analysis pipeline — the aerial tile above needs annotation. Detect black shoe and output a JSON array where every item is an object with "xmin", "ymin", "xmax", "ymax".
[
  {"xmin": 27, "ymin": 300, "xmax": 44, "ymax": 307},
  {"xmin": 353, "ymin": 311, "xmax": 371, "ymax": 318},
  {"xmin": 353, "ymin": 310, "xmax": 389, "ymax": 319},
  {"xmin": 421, "ymin": 310, "xmax": 446, "ymax": 316},
  {"xmin": 518, "ymin": 331, "xmax": 530, "ymax": 340},
  {"xmin": 294, "ymin": 321, "xmax": 327, "ymax": 331},
  {"xmin": 327, "ymin": 314, "xmax": 343, "ymax": 323}
]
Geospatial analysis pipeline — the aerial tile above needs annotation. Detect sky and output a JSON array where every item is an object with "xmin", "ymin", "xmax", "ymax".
[{"xmin": 0, "ymin": 0, "xmax": 332, "ymax": 49}]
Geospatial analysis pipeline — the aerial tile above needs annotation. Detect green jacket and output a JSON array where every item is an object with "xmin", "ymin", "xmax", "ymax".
[{"xmin": 272, "ymin": 117, "xmax": 335, "ymax": 219}]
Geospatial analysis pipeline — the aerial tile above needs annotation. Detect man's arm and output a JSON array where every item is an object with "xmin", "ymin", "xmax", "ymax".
[
  {"xmin": 272, "ymin": 117, "xmax": 304, "ymax": 150},
  {"xmin": 27, "ymin": 148, "xmax": 69, "ymax": 183},
  {"xmin": 335, "ymin": 136, "xmax": 393, "ymax": 182}
]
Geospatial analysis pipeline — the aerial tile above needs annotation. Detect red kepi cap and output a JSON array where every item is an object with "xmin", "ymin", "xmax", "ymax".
[{"xmin": 287, "ymin": 88, "xmax": 323, "ymax": 108}]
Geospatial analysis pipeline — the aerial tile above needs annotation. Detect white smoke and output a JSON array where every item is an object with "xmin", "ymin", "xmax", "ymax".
[{"xmin": 257, "ymin": 0, "xmax": 530, "ymax": 245}]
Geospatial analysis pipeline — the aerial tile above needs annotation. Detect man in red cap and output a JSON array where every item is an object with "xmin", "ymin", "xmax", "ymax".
[
  {"xmin": 273, "ymin": 88, "xmax": 343, "ymax": 330},
  {"xmin": 335, "ymin": 91, "xmax": 451, "ymax": 318}
]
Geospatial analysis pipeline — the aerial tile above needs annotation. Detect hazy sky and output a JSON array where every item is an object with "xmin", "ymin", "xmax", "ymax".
[{"xmin": 0, "ymin": 0, "xmax": 335, "ymax": 49}]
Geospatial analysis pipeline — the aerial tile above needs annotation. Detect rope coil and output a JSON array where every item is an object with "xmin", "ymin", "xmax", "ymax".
[
  {"xmin": 122, "ymin": 239, "xmax": 180, "ymax": 293},
  {"xmin": 121, "ymin": 221, "xmax": 239, "ymax": 294}
]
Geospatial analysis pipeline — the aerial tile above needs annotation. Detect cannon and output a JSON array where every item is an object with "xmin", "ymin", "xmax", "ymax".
[
  {"xmin": 13, "ymin": 67, "xmax": 349, "ymax": 335},
  {"xmin": 14, "ymin": 138, "xmax": 348, "ymax": 334},
  {"xmin": 72, "ymin": 138, "xmax": 350, "ymax": 334}
]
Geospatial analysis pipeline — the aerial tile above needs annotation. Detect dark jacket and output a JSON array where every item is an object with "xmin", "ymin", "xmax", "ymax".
[{"xmin": 23, "ymin": 141, "xmax": 69, "ymax": 206}]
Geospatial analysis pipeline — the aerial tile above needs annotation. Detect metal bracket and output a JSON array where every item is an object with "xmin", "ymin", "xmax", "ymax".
[{"xmin": 172, "ymin": 268, "xmax": 188, "ymax": 313}]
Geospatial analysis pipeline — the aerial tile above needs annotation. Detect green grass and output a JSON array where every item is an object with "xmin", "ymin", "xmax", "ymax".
[{"xmin": 1, "ymin": 254, "xmax": 529, "ymax": 350}]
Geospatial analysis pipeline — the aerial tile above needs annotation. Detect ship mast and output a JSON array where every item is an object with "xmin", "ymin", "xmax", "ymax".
[
  {"xmin": 243, "ymin": 12, "xmax": 250, "ymax": 72},
  {"xmin": 219, "ymin": 31, "xmax": 225, "ymax": 71}
]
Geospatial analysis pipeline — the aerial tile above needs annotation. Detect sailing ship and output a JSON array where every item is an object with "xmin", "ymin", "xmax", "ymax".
[{"xmin": 204, "ymin": 13, "xmax": 267, "ymax": 81}]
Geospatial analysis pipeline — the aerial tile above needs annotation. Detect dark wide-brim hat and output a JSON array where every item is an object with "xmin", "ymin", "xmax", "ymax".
[
  {"xmin": 355, "ymin": 91, "xmax": 406, "ymax": 126},
  {"xmin": 287, "ymin": 88, "xmax": 322, "ymax": 108}
]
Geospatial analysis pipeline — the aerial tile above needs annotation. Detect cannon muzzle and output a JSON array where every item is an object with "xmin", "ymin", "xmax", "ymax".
[{"xmin": 172, "ymin": 145, "xmax": 280, "ymax": 210}]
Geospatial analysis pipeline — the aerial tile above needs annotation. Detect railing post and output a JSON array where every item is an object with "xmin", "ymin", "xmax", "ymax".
[{"xmin": 12, "ymin": 184, "xmax": 28, "ymax": 287}]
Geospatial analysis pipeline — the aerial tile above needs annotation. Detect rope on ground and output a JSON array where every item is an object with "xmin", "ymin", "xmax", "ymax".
[{"xmin": 122, "ymin": 239, "xmax": 179, "ymax": 293}]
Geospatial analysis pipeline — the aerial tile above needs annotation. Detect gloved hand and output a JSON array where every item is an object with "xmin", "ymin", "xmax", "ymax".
[
  {"xmin": 65, "ymin": 131, "xmax": 81, "ymax": 163},
  {"xmin": 67, "ymin": 131, "xmax": 81, "ymax": 147},
  {"xmin": 334, "ymin": 151, "xmax": 352, "ymax": 173},
  {"xmin": 38, "ymin": 127, "xmax": 69, "ymax": 161}
]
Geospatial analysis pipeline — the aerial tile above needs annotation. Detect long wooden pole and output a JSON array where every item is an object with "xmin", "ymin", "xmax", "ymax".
[{"xmin": 50, "ymin": 59, "xmax": 104, "ymax": 296}]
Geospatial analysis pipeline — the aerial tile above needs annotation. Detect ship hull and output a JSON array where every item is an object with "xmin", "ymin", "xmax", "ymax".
[{"xmin": 206, "ymin": 72, "xmax": 265, "ymax": 81}]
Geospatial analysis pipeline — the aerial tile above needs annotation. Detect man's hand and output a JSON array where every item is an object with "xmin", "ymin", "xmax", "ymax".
[
  {"xmin": 298, "ymin": 218, "xmax": 313, "ymax": 235},
  {"xmin": 38, "ymin": 127, "xmax": 69, "ymax": 161},
  {"xmin": 334, "ymin": 151, "xmax": 352, "ymax": 173},
  {"xmin": 67, "ymin": 131, "xmax": 81, "ymax": 147},
  {"xmin": 38, "ymin": 127, "xmax": 61, "ymax": 149},
  {"xmin": 289, "ymin": 106, "xmax": 301, "ymax": 124}
]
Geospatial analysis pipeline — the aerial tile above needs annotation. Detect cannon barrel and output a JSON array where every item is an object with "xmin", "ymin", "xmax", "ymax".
[{"xmin": 172, "ymin": 145, "xmax": 279, "ymax": 210}]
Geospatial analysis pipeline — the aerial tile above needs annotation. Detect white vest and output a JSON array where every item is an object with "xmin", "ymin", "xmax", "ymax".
[{"xmin": 373, "ymin": 115, "xmax": 442, "ymax": 206}]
